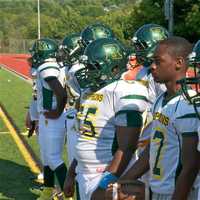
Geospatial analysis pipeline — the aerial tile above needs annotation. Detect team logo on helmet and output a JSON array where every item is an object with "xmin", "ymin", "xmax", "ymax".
[
  {"xmin": 103, "ymin": 44, "xmax": 123, "ymax": 60},
  {"xmin": 37, "ymin": 41, "xmax": 51, "ymax": 51},
  {"xmin": 150, "ymin": 27, "xmax": 167, "ymax": 41},
  {"xmin": 92, "ymin": 27, "xmax": 109, "ymax": 40}
]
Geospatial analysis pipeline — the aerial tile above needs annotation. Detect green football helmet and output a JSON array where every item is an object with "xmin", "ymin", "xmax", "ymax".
[
  {"xmin": 30, "ymin": 38, "xmax": 58, "ymax": 64},
  {"xmin": 60, "ymin": 33, "xmax": 84, "ymax": 65},
  {"xmin": 75, "ymin": 38, "xmax": 128, "ymax": 90},
  {"xmin": 80, "ymin": 23, "xmax": 115, "ymax": 47},
  {"xmin": 132, "ymin": 24, "xmax": 169, "ymax": 66},
  {"xmin": 178, "ymin": 40, "xmax": 200, "ymax": 119}
]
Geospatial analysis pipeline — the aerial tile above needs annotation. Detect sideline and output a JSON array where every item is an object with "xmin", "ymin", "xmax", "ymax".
[
  {"xmin": 0, "ymin": 64, "xmax": 32, "ymax": 85},
  {"xmin": 0, "ymin": 106, "xmax": 41, "ymax": 174}
]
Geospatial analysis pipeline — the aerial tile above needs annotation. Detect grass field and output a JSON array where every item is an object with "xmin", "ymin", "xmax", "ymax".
[
  {"xmin": 0, "ymin": 68, "xmax": 32, "ymax": 131},
  {"xmin": 0, "ymin": 68, "xmax": 41, "ymax": 160},
  {"xmin": 0, "ymin": 68, "xmax": 41, "ymax": 199},
  {"xmin": 0, "ymin": 117, "xmax": 7, "ymax": 132},
  {"xmin": 0, "ymin": 67, "xmax": 68, "ymax": 162},
  {"xmin": 0, "ymin": 67, "xmax": 69, "ymax": 199},
  {"xmin": 0, "ymin": 118, "xmax": 38, "ymax": 200}
]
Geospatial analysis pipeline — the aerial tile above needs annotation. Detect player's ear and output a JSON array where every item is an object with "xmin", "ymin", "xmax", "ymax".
[
  {"xmin": 111, "ymin": 65, "xmax": 120, "ymax": 76},
  {"xmin": 175, "ymin": 56, "xmax": 184, "ymax": 71}
]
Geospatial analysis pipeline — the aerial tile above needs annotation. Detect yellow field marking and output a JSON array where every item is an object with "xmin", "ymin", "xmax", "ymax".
[{"xmin": 0, "ymin": 106, "xmax": 41, "ymax": 174}]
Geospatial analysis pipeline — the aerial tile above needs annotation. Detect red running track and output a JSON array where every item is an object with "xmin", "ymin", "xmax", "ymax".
[
  {"xmin": 0, "ymin": 53, "xmax": 196, "ymax": 82},
  {"xmin": 0, "ymin": 54, "xmax": 31, "ymax": 79}
]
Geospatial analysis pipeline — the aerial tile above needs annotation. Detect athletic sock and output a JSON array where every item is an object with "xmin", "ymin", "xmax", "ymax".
[
  {"xmin": 54, "ymin": 163, "xmax": 67, "ymax": 190},
  {"xmin": 43, "ymin": 166, "xmax": 54, "ymax": 187}
]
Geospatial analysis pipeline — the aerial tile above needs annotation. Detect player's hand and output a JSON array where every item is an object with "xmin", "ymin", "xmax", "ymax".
[
  {"xmin": 27, "ymin": 121, "xmax": 36, "ymax": 138},
  {"xmin": 118, "ymin": 180, "xmax": 145, "ymax": 200},
  {"xmin": 105, "ymin": 184, "xmax": 113, "ymax": 200},
  {"xmin": 106, "ymin": 183, "xmax": 136, "ymax": 200},
  {"xmin": 44, "ymin": 110, "xmax": 61, "ymax": 119},
  {"xmin": 63, "ymin": 174, "xmax": 75, "ymax": 198},
  {"xmin": 91, "ymin": 187, "xmax": 106, "ymax": 200},
  {"xmin": 105, "ymin": 180, "xmax": 145, "ymax": 200}
]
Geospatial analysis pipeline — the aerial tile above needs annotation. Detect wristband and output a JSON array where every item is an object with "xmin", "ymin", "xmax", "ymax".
[{"xmin": 98, "ymin": 171, "xmax": 118, "ymax": 189}]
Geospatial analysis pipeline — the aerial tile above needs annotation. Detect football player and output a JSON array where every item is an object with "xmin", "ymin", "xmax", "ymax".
[
  {"xmin": 104, "ymin": 23, "xmax": 170, "ymax": 200},
  {"xmin": 127, "ymin": 25, "xmax": 170, "ymax": 199},
  {"xmin": 26, "ymin": 52, "xmax": 43, "ymax": 183},
  {"xmin": 60, "ymin": 33, "xmax": 84, "ymax": 165},
  {"xmin": 59, "ymin": 33, "xmax": 85, "ymax": 200},
  {"xmin": 62, "ymin": 26, "xmax": 117, "ymax": 199},
  {"xmin": 178, "ymin": 40, "xmax": 200, "ymax": 200},
  {"xmin": 31, "ymin": 38, "xmax": 68, "ymax": 200},
  {"xmin": 66, "ymin": 37, "xmax": 149, "ymax": 200},
  {"xmin": 117, "ymin": 36, "xmax": 199, "ymax": 200},
  {"xmin": 25, "ymin": 56, "xmax": 39, "ymax": 137},
  {"xmin": 178, "ymin": 40, "xmax": 200, "ymax": 120},
  {"xmin": 132, "ymin": 24, "xmax": 169, "ymax": 103},
  {"xmin": 61, "ymin": 23, "xmax": 114, "ymax": 163},
  {"xmin": 129, "ymin": 24, "xmax": 170, "ymax": 155}
]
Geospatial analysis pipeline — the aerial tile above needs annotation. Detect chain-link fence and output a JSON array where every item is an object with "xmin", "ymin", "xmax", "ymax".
[{"xmin": 0, "ymin": 39, "xmax": 35, "ymax": 54}]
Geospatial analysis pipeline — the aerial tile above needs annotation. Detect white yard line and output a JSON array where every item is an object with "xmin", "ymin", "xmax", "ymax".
[
  {"xmin": 0, "ymin": 131, "xmax": 10, "ymax": 134},
  {"xmin": 0, "ymin": 64, "xmax": 32, "ymax": 85}
]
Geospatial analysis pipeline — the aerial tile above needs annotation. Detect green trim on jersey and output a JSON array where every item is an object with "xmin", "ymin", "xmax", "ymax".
[
  {"xmin": 116, "ymin": 110, "xmax": 143, "ymax": 127},
  {"xmin": 42, "ymin": 87, "xmax": 53, "ymax": 110},
  {"xmin": 182, "ymin": 132, "xmax": 198, "ymax": 137},
  {"xmin": 120, "ymin": 94, "xmax": 149, "ymax": 103},
  {"xmin": 39, "ymin": 66, "xmax": 60, "ymax": 73},
  {"xmin": 66, "ymin": 115, "xmax": 75, "ymax": 119},
  {"xmin": 177, "ymin": 113, "xmax": 198, "ymax": 119},
  {"xmin": 44, "ymin": 76, "xmax": 57, "ymax": 81}
]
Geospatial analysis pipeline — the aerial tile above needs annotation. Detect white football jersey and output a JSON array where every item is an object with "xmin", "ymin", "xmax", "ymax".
[
  {"xmin": 75, "ymin": 79, "xmax": 149, "ymax": 174},
  {"xmin": 135, "ymin": 66, "xmax": 166, "ymax": 147},
  {"xmin": 36, "ymin": 61, "xmax": 66, "ymax": 113},
  {"xmin": 29, "ymin": 75, "xmax": 39, "ymax": 121},
  {"xmin": 65, "ymin": 62, "xmax": 85, "ymax": 101},
  {"xmin": 149, "ymin": 90, "xmax": 200, "ymax": 194},
  {"xmin": 136, "ymin": 67, "xmax": 166, "ymax": 104}
]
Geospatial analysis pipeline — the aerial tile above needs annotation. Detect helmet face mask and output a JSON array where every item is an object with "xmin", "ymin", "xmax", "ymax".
[
  {"xmin": 60, "ymin": 33, "xmax": 83, "ymax": 65},
  {"xmin": 75, "ymin": 38, "xmax": 128, "ymax": 90},
  {"xmin": 132, "ymin": 24, "xmax": 169, "ymax": 66},
  {"xmin": 178, "ymin": 40, "xmax": 200, "ymax": 119},
  {"xmin": 132, "ymin": 39, "xmax": 153, "ymax": 66}
]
